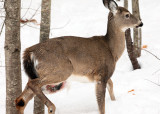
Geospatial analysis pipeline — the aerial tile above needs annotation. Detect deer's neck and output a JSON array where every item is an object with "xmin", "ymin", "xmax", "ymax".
[{"xmin": 106, "ymin": 22, "xmax": 125, "ymax": 62}]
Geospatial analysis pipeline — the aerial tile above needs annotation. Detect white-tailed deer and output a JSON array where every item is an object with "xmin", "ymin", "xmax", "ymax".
[{"xmin": 16, "ymin": 0, "xmax": 143, "ymax": 114}]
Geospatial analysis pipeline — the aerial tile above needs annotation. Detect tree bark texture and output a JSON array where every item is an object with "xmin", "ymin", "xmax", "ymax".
[
  {"xmin": 4, "ymin": 0, "xmax": 22, "ymax": 114},
  {"xmin": 132, "ymin": 0, "xmax": 142, "ymax": 57},
  {"xmin": 34, "ymin": 97, "xmax": 45, "ymax": 114},
  {"xmin": 34, "ymin": 0, "xmax": 51, "ymax": 114},
  {"xmin": 39, "ymin": 0, "xmax": 51, "ymax": 42},
  {"xmin": 125, "ymin": 29, "xmax": 141, "ymax": 70},
  {"xmin": 124, "ymin": 0, "xmax": 128, "ymax": 9}
]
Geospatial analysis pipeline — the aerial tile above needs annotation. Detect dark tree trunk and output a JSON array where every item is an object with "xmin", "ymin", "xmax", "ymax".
[
  {"xmin": 124, "ymin": 0, "xmax": 140, "ymax": 70},
  {"xmin": 4, "ymin": 0, "xmax": 22, "ymax": 113},
  {"xmin": 34, "ymin": 0, "xmax": 51, "ymax": 114},
  {"xmin": 125, "ymin": 29, "xmax": 141, "ymax": 70}
]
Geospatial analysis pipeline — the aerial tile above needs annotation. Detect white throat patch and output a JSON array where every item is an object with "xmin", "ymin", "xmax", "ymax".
[{"xmin": 121, "ymin": 27, "xmax": 128, "ymax": 32}]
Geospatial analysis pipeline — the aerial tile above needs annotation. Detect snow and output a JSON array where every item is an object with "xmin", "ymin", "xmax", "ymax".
[{"xmin": 1, "ymin": 0, "xmax": 160, "ymax": 114}]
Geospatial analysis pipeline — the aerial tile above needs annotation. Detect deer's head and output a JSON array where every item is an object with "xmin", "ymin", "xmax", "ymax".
[{"xmin": 103, "ymin": 0, "xmax": 143, "ymax": 32}]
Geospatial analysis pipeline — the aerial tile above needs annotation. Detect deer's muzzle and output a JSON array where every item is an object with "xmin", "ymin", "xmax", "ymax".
[{"xmin": 136, "ymin": 22, "xmax": 143, "ymax": 28}]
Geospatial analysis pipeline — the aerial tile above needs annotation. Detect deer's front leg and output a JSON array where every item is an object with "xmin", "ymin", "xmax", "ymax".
[
  {"xmin": 107, "ymin": 79, "xmax": 115, "ymax": 101},
  {"xmin": 96, "ymin": 80, "xmax": 107, "ymax": 114},
  {"xmin": 27, "ymin": 79, "xmax": 56, "ymax": 114}
]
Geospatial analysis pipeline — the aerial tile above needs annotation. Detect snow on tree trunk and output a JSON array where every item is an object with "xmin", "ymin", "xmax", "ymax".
[
  {"xmin": 132, "ymin": 0, "xmax": 142, "ymax": 57},
  {"xmin": 4, "ymin": 0, "xmax": 22, "ymax": 113},
  {"xmin": 34, "ymin": 0, "xmax": 51, "ymax": 114}
]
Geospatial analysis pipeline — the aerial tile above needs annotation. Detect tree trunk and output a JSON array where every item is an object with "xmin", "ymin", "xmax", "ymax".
[
  {"xmin": 125, "ymin": 29, "xmax": 141, "ymax": 70},
  {"xmin": 124, "ymin": 1, "xmax": 140, "ymax": 70},
  {"xmin": 132, "ymin": 0, "xmax": 142, "ymax": 57},
  {"xmin": 34, "ymin": 0, "xmax": 51, "ymax": 114},
  {"xmin": 39, "ymin": 0, "xmax": 51, "ymax": 42},
  {"xmin": 124, "ymin": 0, "xmax": 128, "ymax": 9},
  {"xmin": 4, "ymin": 0, "xmax": 22, "ymax": 114},
  {"xmin": 34, "ymin": 97, "xmax": 45, "ymax": 114}
]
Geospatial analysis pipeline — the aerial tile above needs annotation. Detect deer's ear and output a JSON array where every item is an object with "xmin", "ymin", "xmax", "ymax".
[
  {"xmin": 103, "ymin": 0, "xmax": 109, "ymax": 8},
  {"xmin": 108, "ymin": 0, "xmax": 118, "ymax": 15}
]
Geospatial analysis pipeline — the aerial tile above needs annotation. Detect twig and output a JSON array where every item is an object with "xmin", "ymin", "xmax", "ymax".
[
  {"xmin": 152, "ymin": 69, "xmax": 160, "ymax": 75},
  {"xmin": 21, "ymin": 5, "xmax": 40, "ymax": 27},
  {"xmin": 21, "ymin": 23, "xmax": 40, "ymax": 29},
  {"xmin": 21, "ymin": 0, "xmax": 33, "ymax": 19},
  {"xmin": 21, "ymin": 8, "xmax": 41, "ymax": 11},
  {"xmin": 142, "ymin": 49, "xmax": 160, "ymax": 76},
  {"xmin": 22, "ymin": 18, "xmax": 70, "ymax": 30},
  {"xmin": 0, "ymin": 1, "xmax": 5, "ymax": 37},
  {"xmin": 142, "ymin": 49, "xmax": 160, "ymax": 61},
  {"xmin": 29, "ymin": 5, "xmax": 40, "ymax": 20},
  {"xmin": 0, "ymin": 21, "xmax": 4, "ymax": 36},
  {"xmin": 145, "ymin": 79, "xmax": 160, "ymax": 87},
  {"xmin": 50, "ymin": 18, "xmax": 71, "ymax": 30}
]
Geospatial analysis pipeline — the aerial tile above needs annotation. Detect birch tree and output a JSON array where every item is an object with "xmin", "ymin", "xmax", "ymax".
[
  {"xmin": 4, "ymin": 0, "xmax": 22, "ymax": 113},
  {"xmin": 34, "ymin": 0, "xmax": 51, "ymax": 113}
]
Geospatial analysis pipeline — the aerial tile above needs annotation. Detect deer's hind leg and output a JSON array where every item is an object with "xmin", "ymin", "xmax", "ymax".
[
  {"xmin": 27, "ymin": 79, "xmax": 56, "ymax": 114},
  {"xmin": 28, "ymin": 74, "xmax": 72, "ymax": 113},
  {"xmin": 15, "ymin": 85, "xmax": 35, "ymax": 114},
  {"xmin": 107, "ymin": 79, "xmax": 115, "ymax": 101},
  {"xmin": 27, "ymin": 58, "xmax": 73, "ymax": 114}
]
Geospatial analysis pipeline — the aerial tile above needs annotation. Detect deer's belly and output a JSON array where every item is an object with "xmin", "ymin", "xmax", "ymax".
[
  {"xmin": 41, "ymin": 82, "xmax": 66, "ymax": 94},
  {"xmin": 41, "ymin": 74, "xmax": 93, "ymax": 94},
  {"xmin": 67, "ymin": 74, "xmax": 93, "ymax": 83}
]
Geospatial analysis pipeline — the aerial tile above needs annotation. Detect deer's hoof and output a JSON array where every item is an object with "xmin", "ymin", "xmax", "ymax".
[
  {"xmin": 48, "ymin": 107, "xmax": 55, "ymax": 114},
  {"xmin": 111, "ymin": 97, "xmax": 116, "ymax": 101},
  {"xmin": 15, "ymin": 98, "xmax": 25, "ymax": 109}
]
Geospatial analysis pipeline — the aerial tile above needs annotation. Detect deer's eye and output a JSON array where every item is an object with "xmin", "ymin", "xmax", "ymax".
[{"xmin": 125, "ymin": 14, "xmax": 130, "ymax": 18}]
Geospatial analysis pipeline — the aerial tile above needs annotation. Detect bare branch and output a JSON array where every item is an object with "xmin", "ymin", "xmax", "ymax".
[
  {"xmin": 142, "ymin": 49, "xmax": 160, "ymax": 61},
  {"xmin": 145, "ymin": 79, "xmax": 160, "ymax": 87},
  {"xmin": 22, "ymin": 18, "xmax": 71, "ymax": 30},
  {"xmin": 29, "ymin": 5, "xmax": 40, "ymax": 20},
  {"xmin": 152, "ymin": 69, "xmax": 160, "ymax": 76},
  {"xmin": 21, "ymin": 0, "xmax": 33, "ymax": 19},
  {"xmin": 50, "ymin": 18, "xmax": 71, "ymax": 30},
  {"xmin": 21, "ymin": 8, "xmax": 41, "ymax": 12},
  {"xmin": 22, "ymin": 23, "xmax": 40, "ymax": 29},
  {"xmin": 0, "ymin": 0, "xmax": 5, "ymax": 37},
  {"xmin": 21, "ymin": 5, "xmax": 41, "ymax": 27},
  {"xmin": 0, "ymin": 21, "xmax": 4, "ymax": 36}
]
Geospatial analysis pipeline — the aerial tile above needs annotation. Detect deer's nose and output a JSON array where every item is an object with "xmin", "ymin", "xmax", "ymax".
[
  {"xmin": 139, "ymin": 22, "xmax": 143, "ymax": 27},
  {"xmin": 136, "ymin": 22, "xmax": 143, "ymax": 28}
]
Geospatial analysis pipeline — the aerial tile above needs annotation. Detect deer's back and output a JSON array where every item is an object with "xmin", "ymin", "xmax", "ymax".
[{"xmin": 25, "ymin": 36, "xmax": 116, "ymax": 80}]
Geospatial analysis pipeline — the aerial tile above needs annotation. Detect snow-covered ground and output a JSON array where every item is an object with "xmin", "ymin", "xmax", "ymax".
[{"xmin": 1, "ymin": 0, "xmax": 160, "ymax": 114}]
